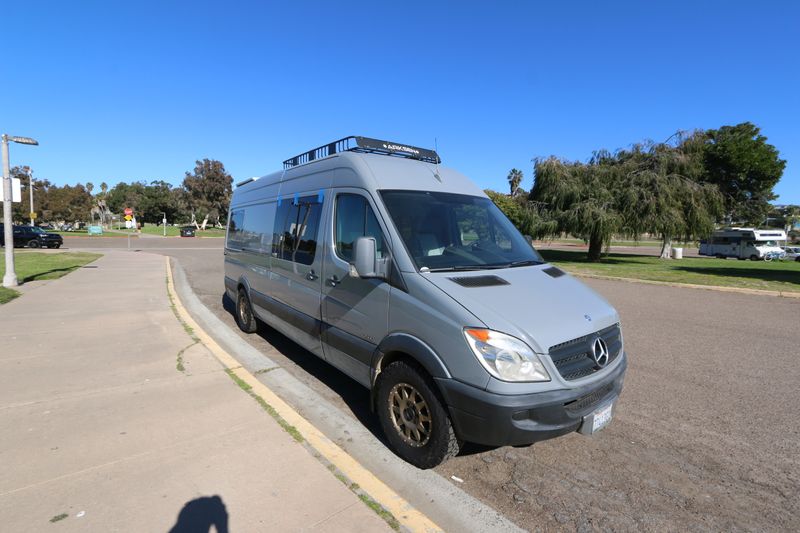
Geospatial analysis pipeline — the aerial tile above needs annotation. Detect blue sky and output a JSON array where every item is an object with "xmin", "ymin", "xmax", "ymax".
[{"xmin": 4, "ymin": 1, "xmax": 799, "ymax": 202}]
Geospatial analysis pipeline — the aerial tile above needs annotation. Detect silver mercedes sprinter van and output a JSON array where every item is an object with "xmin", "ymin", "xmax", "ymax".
[{"xmin": 225, "ymin": 137, "xmax": 627, "ymax": 468}]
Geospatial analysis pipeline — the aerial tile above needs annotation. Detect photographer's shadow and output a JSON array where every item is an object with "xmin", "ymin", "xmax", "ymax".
[{"xmin": 169, "ymin": 495, "xmax": 228, "ymax": 533}]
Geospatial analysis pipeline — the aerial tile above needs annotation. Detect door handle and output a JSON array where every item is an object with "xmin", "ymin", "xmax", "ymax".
[
  {"xmin": 327, "ymin": 275, "xmax": 340, "ymax": 287},
  {"xmin": 306, "ymin": 270, "xmax": 318, "ymax": 281}
]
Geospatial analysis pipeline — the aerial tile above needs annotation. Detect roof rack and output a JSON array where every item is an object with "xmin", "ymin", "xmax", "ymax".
[
  {"xmin": 282, "ymin": 136, "xmax": 440, "ymax": 169},
  {"xmin": 236, "ymin": 176, "xmax": 259, "ymax": 187}
]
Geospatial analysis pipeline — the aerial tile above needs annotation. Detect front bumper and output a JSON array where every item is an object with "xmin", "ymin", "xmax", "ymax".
[{"xmin": 435, "ymin": 354, "xmax": 627, "ymax": 446}]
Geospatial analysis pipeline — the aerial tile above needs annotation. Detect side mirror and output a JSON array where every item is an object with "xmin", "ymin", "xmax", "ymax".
[{"xmin": 350, "ymin": 237, "xmax": 387, "ymax": 279}]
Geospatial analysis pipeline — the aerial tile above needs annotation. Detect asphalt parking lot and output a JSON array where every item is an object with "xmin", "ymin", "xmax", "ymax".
[{"xmin": 66, "ymin": 237, "xmax": 800, "ymax": 531}]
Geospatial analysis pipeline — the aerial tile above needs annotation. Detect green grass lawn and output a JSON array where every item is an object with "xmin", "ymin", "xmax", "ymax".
[
  {"xmin": 53, "ymin": 230, "xmax": 129, "ymax": 238},
  {"xmin": 0, "ymin": 251, "xmax": 102, "ymax": 304},
  {"xmin": 539, "ymin": 249, "xmax": 800, "ymax": 293},
  {"xmin": 118, "ymin": 226, "xmax": 227, "ymax": 237},
  {"xmin": 537, "ymin": 238, "xmax": 698, "ymax": 248},
  {"xmin": 51, "ymin": 229, "xmax": 89, "ymax": 236}
]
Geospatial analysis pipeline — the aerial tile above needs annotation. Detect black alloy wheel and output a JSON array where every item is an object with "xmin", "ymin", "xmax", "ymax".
[
  {"xmin": 235, "ymin": 287, "xmax": 258, "ymax": 333},
  {"xmin": 376, "ymin": 361, "xmax": 461, "ymax": 469}
]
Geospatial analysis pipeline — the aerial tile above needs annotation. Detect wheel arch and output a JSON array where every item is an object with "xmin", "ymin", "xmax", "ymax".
[{"xmin": 369, "ymin": 333, "xmax": 451, "ymax": 411}]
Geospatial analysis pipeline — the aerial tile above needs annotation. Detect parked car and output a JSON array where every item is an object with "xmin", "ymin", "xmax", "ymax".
[
  {"xmin": 0, "ymin": 224, "xmax": 63, "ymax": 248},
  {"xmin": 782, "ymin": 246, "xmax": 800, "ymax": 261},
  {"xmin": 180, "ymin": 226, "xmax": 196, "ymax": 237},
  {"xmin": 225, "ymin": 136, "xmax": 627, "ymax": 468}
]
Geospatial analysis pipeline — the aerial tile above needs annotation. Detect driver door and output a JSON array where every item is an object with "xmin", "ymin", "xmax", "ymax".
[{"xmin": 321, "ymin": 189, "xmax": 391, "ymax": 387}]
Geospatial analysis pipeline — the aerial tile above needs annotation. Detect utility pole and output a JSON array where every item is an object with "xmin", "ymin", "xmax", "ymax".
[
  {"xmin": 2, "ymin": 134, "xmax": 39, "ymax": 288},
  {"xmin": 29, "ymin": 168, "xmax": 35, "ymax": 226},
  {"xmin": 2, "ymin": 135, "xmax": 15, "ymax": 287}
]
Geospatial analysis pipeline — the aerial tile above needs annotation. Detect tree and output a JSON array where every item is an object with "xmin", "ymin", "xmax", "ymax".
[
  {"xmin": 139, "ymin": 180, "xmax": 181, "ymax": 224},
  {"xmin": 46, "ymin": 184, "xmax": 93, "ymax": 222},
  {"xmin": 182, "ymin": 159, "xmax": 233, "ymax": 229},
  {"xmin": 617, "ymin": 134, "xmax": 722, "ymax": 258},
  {"xmin": 701, "ymin": 122, "xmax": 785, "ymax": 225},
  {"xmin": 507, "ymin": 168, "xmax": 523, "ymax": 197},
  {"xmin": 485, "ymin": 190, "xmax": 557, "ymax": 239},
  {"xmin": 531, "ymin": 154, "xmax": 625, "ymax": 261},
  {"xmin": 106, "ymin": 181, "xmax": 146, "ymax": 216}
]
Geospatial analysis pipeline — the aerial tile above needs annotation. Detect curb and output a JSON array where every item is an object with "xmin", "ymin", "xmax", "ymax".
[
  {"xmin": 571, "ymin": 272, "xmax": 800, "ymax": 299},
  {"xmin": 164, "ymin": 257, "xmax": 443, "ymax": 533}
]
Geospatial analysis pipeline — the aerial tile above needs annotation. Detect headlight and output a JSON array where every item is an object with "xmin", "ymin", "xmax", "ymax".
[{"xmin": 464, "ymin": 329, "xmax": 550, "ymax": 382}]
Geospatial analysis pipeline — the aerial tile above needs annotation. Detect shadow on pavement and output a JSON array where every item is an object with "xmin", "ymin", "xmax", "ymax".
[
  {"xmin": 221, "ymin": 294, "xmax": 386, "ymax": 443},
  {"xmin": 168, "ymin": 495, "xmax": 228, "ymax": 533},
  {"xmin": 220, "ymin": 293, "xmax": 501, "ymax": 459},
  {"xmin": 673, "ymin": 265, "xmax": 800, "ymax": 287}
]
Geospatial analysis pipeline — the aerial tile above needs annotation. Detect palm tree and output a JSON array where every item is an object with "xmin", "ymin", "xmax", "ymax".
[{"xmin": 507, "ymin": 168, "xmax": 523, "ymax": 196}]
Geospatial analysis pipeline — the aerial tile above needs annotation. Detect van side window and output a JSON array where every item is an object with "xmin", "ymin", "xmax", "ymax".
[
  {"xmin": 335, "ymin": 194, "xmax": 385, "ymax": 262},
  {"xmin": 228, "ymin": 209, "xmax": 245, "ymax": 248},
  {"xmin": 272, "ymin": 195, "xmax": 322, "ymax": 265},
  {"xmin": 228, "ymin": 203, "xmax": 276, "ymax": 253}
]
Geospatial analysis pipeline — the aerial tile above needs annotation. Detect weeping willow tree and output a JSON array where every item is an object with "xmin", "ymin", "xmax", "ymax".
[
  {"xmin": 485, "ymin": 190, "xmax": 558, "ymax": 239},
  {"xmin": 531, "ymin": 131, "xmax": 723, "ymax": 261},
  {"xmin": 531, "ymin": 155, "xmax": 626, "ymax": 261},
  {"xmin": 618, "ymin": 132, "xmax": 723, "ymax": 258}
]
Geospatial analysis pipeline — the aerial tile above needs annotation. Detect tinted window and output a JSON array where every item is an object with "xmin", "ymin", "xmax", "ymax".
[
  {"xmin": 227, "ymin": 203, "xmax": 276, "ymax": 252},
  {"xmin": 335, "ymin": 194, "xmax": 385, "ymax": 262},
  {"xmin": 272, "ymin": 195, "xmax": 322, "ymax": 265},
  {"xmin": 228, "ymin": 209, "xmax": 246, "ymax": 248}
]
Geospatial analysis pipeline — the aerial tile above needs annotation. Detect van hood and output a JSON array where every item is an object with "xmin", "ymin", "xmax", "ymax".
[{"xmin": 422, "ymin": 265, "xmax": 619, "ymax": 354}]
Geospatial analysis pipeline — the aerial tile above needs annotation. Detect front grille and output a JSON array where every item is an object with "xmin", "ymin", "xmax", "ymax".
[
  {"xmin": 548, "ymin": 323, "xmax": 622, "ymax": 381},
  {"xmin": 564, "ymin": 381, "xmax": 614, "ymax": 414}
]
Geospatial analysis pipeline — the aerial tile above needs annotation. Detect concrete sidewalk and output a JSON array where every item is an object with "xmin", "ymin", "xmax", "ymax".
[{"xmin": 0, "ymin": 251, "xmax": 389, "ymax": 532}]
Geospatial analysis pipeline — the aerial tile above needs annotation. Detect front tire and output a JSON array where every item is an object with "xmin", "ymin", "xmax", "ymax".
[
  {"xmin": 376, "ymin": 361, "xmax": 461, "ymax": 469},
  {"xmin": 27, "ymin": 240, "xmax": 41, "ymax": 248},
  {"xmin": 235, "ymin": 288, "xmax": 258, "ymax": 333}
]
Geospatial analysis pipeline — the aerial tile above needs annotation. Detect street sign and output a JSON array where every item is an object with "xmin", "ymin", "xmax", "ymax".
[
  {"xmin": 11, "ymin": 178, "xmax": 21, "ymax": 202},
  {"xmin": 124, "ymin": 207, "xmax": 133, "ymax": 216},
  {"xmin": 29, "ymin": 212, "xmax": 37, "ymax": 219},
  {"xmin": 124, "ymin": 214, "xmax": 132, "ymax": 221}
]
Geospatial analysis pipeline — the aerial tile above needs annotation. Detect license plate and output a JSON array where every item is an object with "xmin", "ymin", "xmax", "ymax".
[{"xmin": 591, "ymin": 403, "xmax": 613, "ymax": 433}]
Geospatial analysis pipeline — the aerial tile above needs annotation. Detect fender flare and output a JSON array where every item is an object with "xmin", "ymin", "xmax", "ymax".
[
  {"xmin": 225, "ymin": 274, "xmax": 251, "ymax": 297},
  {"xmin": 371, "ymin": 333, "xmax": 452, "ymax": 384}
]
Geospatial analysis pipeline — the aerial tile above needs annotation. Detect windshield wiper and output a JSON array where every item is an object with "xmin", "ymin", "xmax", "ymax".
[{"xmin": 425, "ymin": 265, "xmax": 487, "ymax": 272}]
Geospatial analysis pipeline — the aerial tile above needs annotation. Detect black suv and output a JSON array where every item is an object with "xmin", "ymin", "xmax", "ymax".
[{"xmin": 0, "ymin": 224, "xmax": 63, "ymax": 248}]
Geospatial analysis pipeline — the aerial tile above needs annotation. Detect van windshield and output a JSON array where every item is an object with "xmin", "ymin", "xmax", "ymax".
[{"xmin": 379, "ymin": 190, "xmax": 544, "ymax": 271}]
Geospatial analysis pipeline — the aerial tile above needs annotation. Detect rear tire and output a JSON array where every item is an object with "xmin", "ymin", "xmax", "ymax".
[
  {"xmin": 750, "ymin": 255, "xmax": 759, "ymax": 261},
  {"xmin": 235, "ymin": 287, "xmax": 258, "ymax": 333},
  {"xmin": 27, "ymin": 240, "xmax": 40, "ymax": 248},
  {"xmin": 376, "ymin": 361, "xmax": 461, "ymax": 469}
]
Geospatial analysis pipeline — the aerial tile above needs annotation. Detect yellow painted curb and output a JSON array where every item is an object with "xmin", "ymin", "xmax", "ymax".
[
  {"xmin": 571, "ymin": 272, "xmax": 800, "ymax": 299},
  {"xmin": 164, "ymin": 257, "xmax": 443, "ymax": 533}
]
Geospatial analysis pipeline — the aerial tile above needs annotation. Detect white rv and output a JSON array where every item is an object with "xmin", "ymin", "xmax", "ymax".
[{"xmin": 699, "ymin": 228, "xmax": 787, "ymax": 260}]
